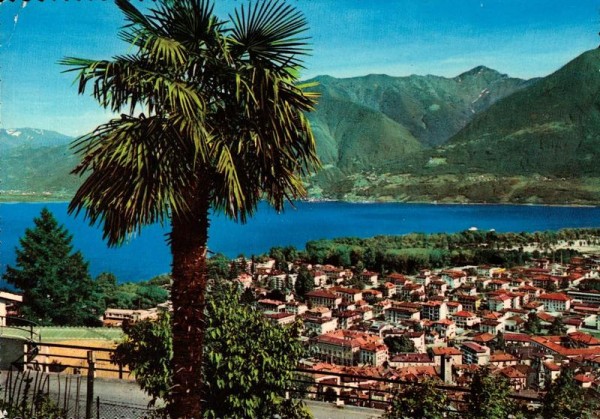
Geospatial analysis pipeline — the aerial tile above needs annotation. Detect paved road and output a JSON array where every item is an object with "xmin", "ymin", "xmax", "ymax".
[
  {"xmin": 2, "ymin": 370, "xmax": 384, "ymax": 418},
  {"xmin": 306, "ymin": 400, "xmax": 383, "ymax": 419}
]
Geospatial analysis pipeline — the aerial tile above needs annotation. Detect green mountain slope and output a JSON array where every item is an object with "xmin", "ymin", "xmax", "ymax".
[
  {"xmin": 309, "ymin": 95, "xmax": 423, "ymax": 170},
  {"xmin": 346, "ymin": 49, "xmax": 600, "ymax": 205},
  {"xmin": 417, "ymin": 48, "xmax": 600, "ymax": 178},
  {"xmin": 3, "ymin": 51, "xmax": 600, "ymax": 205},
  {"xmin": 0, "ymin": 129, "xmax": 79, "ymax": 201},
  {"xmin": 305, "ymin": 68, "xmax": 530, "ymax": 198},
  {"xmin": 309, "ymin": 69, "xmax": 530, "ymax": 149}
]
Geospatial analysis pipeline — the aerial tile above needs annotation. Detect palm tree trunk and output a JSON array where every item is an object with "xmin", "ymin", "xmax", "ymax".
[{"xmin": 169, "ymin": 190, "xmax": 210, "ymax": 418}]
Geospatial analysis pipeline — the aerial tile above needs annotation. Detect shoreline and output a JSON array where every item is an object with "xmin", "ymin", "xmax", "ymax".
[{"xmin": 2, "ymin": 196, "xmax": 598, "ymax": 209}]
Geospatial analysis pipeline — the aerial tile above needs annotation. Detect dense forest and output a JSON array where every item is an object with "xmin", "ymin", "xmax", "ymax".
[{"xmin": 281, "ymin": 228, "xmax": 600, "ymax": 274}]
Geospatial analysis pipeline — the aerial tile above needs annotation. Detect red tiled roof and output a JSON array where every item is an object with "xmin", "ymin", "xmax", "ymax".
[
  {"xmin": 331, "ymin": 286, "xmax": 363, "ymax": 295},
  {"xmin": 537, "ymin": 312, "xmax": 556, "ymax": 322},
  {"xmin": 388, "ymin": 307, "xmax": 419, "ymax": 314},
  {"xmin": 532, "ymin": 336, "xmax": 600, "ymax": 357},
  {"xmin": 422, "ymin": 301, "xmax": 444, "ymax": 307},
  {"xmin": 538, "ymin": 293, "xmax": 571, "ymax": 302},
  {"xmin": 390, "ymin": 353, "xmax": 432, "ymax": 363},
  {"xmin": 462, "ymin": 341, "xmax": 488, "ymax": 353},
  {"xmin": 500, "ymin": 366, "xmax": 526, "ymax": 379},
  {"xmin": 504, "ymin": 333, "xmax": 531, "ymax": 343},
  {"xmin": 306, "ymin": 290, "xmax": 339, "ymax": 299},
  {"xmin": 472, "ymin": 333, "xmax": 495, "ymax": 343},
  {"xmin": 442, "ymin": 270, "xmax": 466, "ymax": 278},
  {"xmin": 568, "ymin": 332, "xmax": 600, "ymax": 346},
  {"xmin": 574, "ymin": 374, "xmax": 594, "ymax": 383},
  {"xmin": 432, "ymin": 347, "xmax": 462, "ymax": 356},
  {"xmin": 543, "ymin": 361, "xmax": 561, "ymax": 371},
  {"xmin": 453, "ymin": 310, "xmax": 476, "ymax": 318},
  {"xmin": 490, "ymin": 352, "xmax": 517, "ymax": 362}
]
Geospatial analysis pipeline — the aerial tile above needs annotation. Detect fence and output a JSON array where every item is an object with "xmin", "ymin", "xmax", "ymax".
[
  {"xmin": 20, "ymin": 341, "xmax": 131, "ymax": 379},
  {"xmin": 7, "ymin": 340, "xmax": 549, "ymax": 417},
  {"xmin": 95, "ymin": 398, "xmax": 162, "ymax": 419},
  {"xmin": 0, "ymin": 369, "xmax": 160, "ymax": 419}
]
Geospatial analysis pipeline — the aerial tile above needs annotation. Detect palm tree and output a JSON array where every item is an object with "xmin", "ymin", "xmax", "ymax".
[{"xmin": 61, "ymin": 0, "xmax": 319, "ymax": 417}]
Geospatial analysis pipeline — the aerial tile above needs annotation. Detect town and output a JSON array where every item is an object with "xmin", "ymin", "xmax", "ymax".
[
  {"xmin": 4, "ymin": 227, "xmax": 600, "ymax": 416},
  {"xmin": 211, "ymin": 247, "xmax": 600, "ymax": 412}
]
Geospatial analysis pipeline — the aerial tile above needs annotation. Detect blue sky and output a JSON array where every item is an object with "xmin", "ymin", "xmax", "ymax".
[{"xmin": 1, "ymin": 0, "xmax": 599, "ymax": 136}]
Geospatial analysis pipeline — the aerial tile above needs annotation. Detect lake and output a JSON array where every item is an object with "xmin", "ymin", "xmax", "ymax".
[{"xmin": 1, "ymin": 201, "xmax": 599, "ymax": 283}]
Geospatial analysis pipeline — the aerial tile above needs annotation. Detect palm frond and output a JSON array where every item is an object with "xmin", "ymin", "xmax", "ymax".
[
  {"xmin": 64, "ymin": 0, "xmax": 320, "ymax": 244},
  {"xmin": 229, "ymin": 0, "xmax": 311, "ymax": 69},
  {"xmin": 60, "ymin": 55, "xmax": 206, "ymax": 129},
  {"xmin": 69, "ymin": 115, "xmax": 198, "ymax": 245}
]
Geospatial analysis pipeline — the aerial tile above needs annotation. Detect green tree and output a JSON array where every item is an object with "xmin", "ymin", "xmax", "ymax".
[
  {"xmin": 62, "ymin": 0, "xmax": 318, "ymax": 413},
  {"xmin": 384, "ymin": 335, "xmax": 416, "ymax": 354},
  {"xmin": 134, "ymin": 284, "xmax": 169, "ymax": 308},
  {"xmin": 227, "ymin": 260, "xmax": 240, "ymax": 280},
  {"xmin": 294, "ymin": 265, "xmax": 314, "ymax": 299},
  {"xmin": 525, "ymin": 312, "xmax": 542, "ymax": 335},
  {"xmin": 548, "ymin": 316, "xmax": 566, "ymax": 335},
  {"xmin": 541, "ymin": 367, "xmax": 592, "ymax": 418},
  {"xmin": 3, "ymin": 208, "xmax": 102, "ymax": 326},
  {"xmin": 494, "ymin": 331, "xmax": 506, "ymax": 351},
  {"xmin": 113, "ymin": 285, "xmax": 312, "ymax": 418},
  {"xmin": 354, "ymin": 260, "xmax": 365, "ymax": 274},
  {"xmin": 385, "ymin": 379, "xmax": 448, "ymax": 419},
  {"xmin": 95, "ymin": 273, "xmax": 116, "ymax": 311},
  {"xmin": 270, "ymin": 247, "xmax": 288, "ymax": 272},
  {"xmin": 466, "ymin": 367, "xmax": 514, "ymax": 419},
  {"xmin": 207, "ymin": 254, "xmax": 231, "ymax": 280},
  {"xmin": 240, "ymin": 287, "xmax": 255, "ymax": 305}
]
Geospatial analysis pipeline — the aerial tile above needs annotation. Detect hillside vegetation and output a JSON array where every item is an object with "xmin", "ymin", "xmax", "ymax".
[
  {"xmin": 2, "ymin": 50, "xmax": 600, "ymax": 204},
  {"xmin": 307, "ymin": 49, "xmax": 600, "ymax": 205}
]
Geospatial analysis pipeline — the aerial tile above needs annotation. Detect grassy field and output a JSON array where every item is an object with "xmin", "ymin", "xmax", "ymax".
[
  {"xmin": 0, "ymin": 326, "xmax": 124, "ymax": 342},
  {"xmin": 0, "ymin": 326, "xmax": 130, "ymax": 379}
]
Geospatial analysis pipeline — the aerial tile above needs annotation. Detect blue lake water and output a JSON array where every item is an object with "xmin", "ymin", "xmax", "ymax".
[{"xmin": 1, "ymin": 201, "xmax": 599, "ymax": 283}]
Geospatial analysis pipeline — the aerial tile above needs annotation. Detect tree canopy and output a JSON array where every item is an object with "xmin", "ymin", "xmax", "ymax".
[
  {"xmin": 385, "ymin": 379, "xmax": 448, "ymax": 419},
  {"xmin": 294, "ymin": 265, "xmax": 314, "ymax": 299},
  {"xmin": 466, "ymin": 367, "xmax": 514, "ymax": 419},
  {"xmin": 542, "ymin": 367, "xmax": 593, "ymax": 418},
  {"xmin": 113, "ymin": 284, "xmax": 311, "ymax": 418},
  {"xmin": 3, "ymin": 208, "xmax": 103, "ymax": 326},
  {"xmin": 384, "ymin": 335, "xmax": 416, "ymax": 354}
]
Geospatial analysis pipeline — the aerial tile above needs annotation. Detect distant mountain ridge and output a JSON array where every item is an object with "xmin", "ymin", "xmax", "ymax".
[
  {"xmin": 0, "ymin": 128, "xmax": 78, "ymax": 199},
  {"xmin": 312, "ymin": 49, "xmax": 600, "ymax": 205},
  {"xmin": 2, "ymin": 50, "xmax": 600, "ymax": 205},
  {"xmin": 0, "ymin": 128, "xmax": 72, "ymax": 151},
  {"xmin": 421, "ymin": 48, "xmax": 600, "ymax": 178}
]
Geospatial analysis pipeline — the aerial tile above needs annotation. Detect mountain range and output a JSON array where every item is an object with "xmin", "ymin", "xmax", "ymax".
[{"xmin": 2, "ymin": 49, "xmax": 600, "ymax": 205}]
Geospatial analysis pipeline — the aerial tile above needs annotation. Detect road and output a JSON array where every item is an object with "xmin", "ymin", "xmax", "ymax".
[
  {"xmin": 305, "ymin": 400, "xmax": 383, "ymax": 419},
  {"xmin": 2, "ymin": 370, "xmax": 384, "ymax": 418}
]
